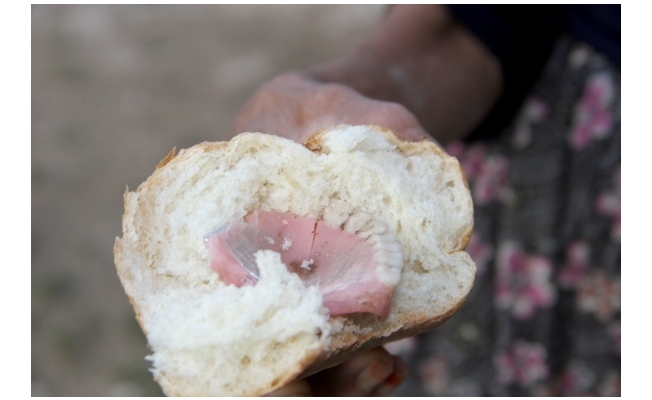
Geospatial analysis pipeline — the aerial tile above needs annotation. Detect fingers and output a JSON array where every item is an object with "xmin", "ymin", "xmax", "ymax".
[
  {"xmin": 368, "ymin": 355, "xmax": 408, "ymax": 396},
  {"xmin": 230, "ymin": 71, "xmax": 436, "ymax": 145},
  {"xmin": 307, "ymin": 347, "xmax": 407, "ymax": 396},
  {"xmin": 362, "ymin": 101, "xmax": 433, "ymax": 143},
  {"xmin": 229, "ymin": 72, "xmax": 323, "ymax": 141},
  {"xmin": 346, "ymin": 350, "xmax": 395, "ymax": 396}
]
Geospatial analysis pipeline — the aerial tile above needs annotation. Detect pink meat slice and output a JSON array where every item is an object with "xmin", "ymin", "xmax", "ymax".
[{"xmin": 204, "ymin": 210, "xmax": 396, "ymax": 318}]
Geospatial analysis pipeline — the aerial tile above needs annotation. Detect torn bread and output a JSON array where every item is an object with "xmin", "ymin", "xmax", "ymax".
[{"xmin": 114, "ymin": 125, "xmax": 476, "ymax": 396}]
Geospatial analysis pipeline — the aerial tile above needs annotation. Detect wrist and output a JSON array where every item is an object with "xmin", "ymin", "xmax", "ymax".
[
  {"xmin": 305, "ymin": 5, "xmax": 503, "ymax": 143},
  {"xmin": 306, "ymin": 5, "xmax": 460, "ymax": 108}
]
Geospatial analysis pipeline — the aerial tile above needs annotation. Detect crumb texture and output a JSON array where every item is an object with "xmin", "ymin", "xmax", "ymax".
[{"xmin": 114, "ymin": 125, "xmax": 476, "ymax": 396}]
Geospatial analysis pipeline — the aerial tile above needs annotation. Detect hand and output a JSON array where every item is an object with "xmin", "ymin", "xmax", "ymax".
[
  {"xmin": 230, "ymin": 71, "xmax": 432, "ymax": 144},
  {"xmin": 266, "ymin": 347, "xmax": 408, "ymax": 396},
  {"xmin": 231, "ymin": 5, "xmax": 502, "ymax": 146},
  {"xmin": 230, "ymin": 6, "xmax": 503, "ymax": 397}
]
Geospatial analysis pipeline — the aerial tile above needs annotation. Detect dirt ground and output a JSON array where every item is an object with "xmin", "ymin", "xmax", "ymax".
[{"xmin": 31, "ymin": 4, "xmax": 384, "ymax": 396}]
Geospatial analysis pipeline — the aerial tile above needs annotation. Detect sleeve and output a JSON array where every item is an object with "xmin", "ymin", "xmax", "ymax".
[{"xmin": 446, "ymin": 5, "xmax": 565, "ymax": 140}]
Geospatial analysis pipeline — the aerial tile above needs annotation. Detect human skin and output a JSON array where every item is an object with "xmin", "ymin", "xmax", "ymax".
[
  {"xmin": 232, "ymin": 4, "xmax": 503, "ymax": 396},
  {"xmin": 231, "ymin": 4, "xmax": 502, "ymax": 145}
]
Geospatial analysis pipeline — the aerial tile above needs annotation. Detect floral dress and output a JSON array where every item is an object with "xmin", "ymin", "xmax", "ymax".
[{"xmin": 390, "ymin": 36, "xmax": 621, "ymax": 396}]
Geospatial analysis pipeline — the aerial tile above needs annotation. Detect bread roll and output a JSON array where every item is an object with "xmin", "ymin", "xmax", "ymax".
[{"xmin": 114, "ymin": 125, "xmax": 476, "ymax": 396}]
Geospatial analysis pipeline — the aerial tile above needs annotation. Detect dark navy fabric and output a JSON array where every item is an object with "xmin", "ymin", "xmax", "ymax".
[
  {"xmin": 446, "ymin": 5, "xmax": 621, "ymax": 140},
  {"xmin": 565, "ymin": 4, "xmax": 621, "ymax": 64}
]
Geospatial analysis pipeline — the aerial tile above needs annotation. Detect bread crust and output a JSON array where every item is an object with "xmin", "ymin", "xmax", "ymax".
[
  {"xmin": 300, "ymin": 293, "xmax": 468, "ymax": 378},
  {"xmin": 301, "ymin": 126, "xmax": 474, "ymax": 375},
  {"xmin": 114, "ymin": 125, "xmax": 475, "ymax": 396}
]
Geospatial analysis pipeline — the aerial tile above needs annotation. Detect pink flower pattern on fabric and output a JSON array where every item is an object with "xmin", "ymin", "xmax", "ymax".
[
  {"xmin": 554, "ymin": 361, "xmax": 596, "ymax": 396},
  {"xmin": 494, "ymin": 340, "xmax": 549, "ymax": 388},
  {"xmin": 401, "ymin": 40, "xmax": 620, "ymax": 397},
  {"xmin": 595, "ymin": 167, "xmax": 620, "ymax": 241},
  {"xmin": 446, "ymin": 140, "xmax": 477, "ymax": 186},
  {"xmin": 576, "ymin": 270, "xmax": 620, "ymax": 322},
  {"xmin": 512, "ymin": 96, "xmax": 550, "ymax": 149},
  {"xmin": 466, "ymin": 232, "xmax": 493, "ymax": 276},
  {"xmin": 446, "ymin": 141, "xmax": 511, "ymax": 205},
  {"xmin": 445, "ymin": 139, "xmax": 466, "ymax": 160},
  {"xmin": 495, "ymin": 242, "xmax": 556, "ymax": 320},
  {"xmin": 558, "ymin": 240, "xmax": 591, "ymax": 288},
  {"xmin": 473, "ymin": 155, "xmax": 510, "ymax": 205},
  {"xmin": 569, "ymin": 72, "xmax": 615, "ymax": 150}
]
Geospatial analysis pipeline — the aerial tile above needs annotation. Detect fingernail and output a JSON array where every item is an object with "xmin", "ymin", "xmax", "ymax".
[{"xmin": 356, "ymin": 362, "xmax": 393, "ymax": 393}]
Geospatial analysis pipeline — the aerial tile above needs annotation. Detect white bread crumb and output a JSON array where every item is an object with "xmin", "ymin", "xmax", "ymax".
[
  {"xmin": 114, "ymin": 125, "xmax": 476, "ymax": 396},
  {"xmin": 300, "ymin": 258, "xmax": 314, "ymax": 270}
]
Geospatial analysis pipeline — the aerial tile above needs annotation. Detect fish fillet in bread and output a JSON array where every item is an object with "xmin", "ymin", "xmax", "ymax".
[{"xmin": 114, "ymin": 125, "xmax": 476, "ymax": 396}]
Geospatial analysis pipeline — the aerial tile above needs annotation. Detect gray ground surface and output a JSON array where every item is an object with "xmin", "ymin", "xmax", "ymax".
[{"xmin": 31, "ymin": 5, "xmax": 383, "ymax": 396}]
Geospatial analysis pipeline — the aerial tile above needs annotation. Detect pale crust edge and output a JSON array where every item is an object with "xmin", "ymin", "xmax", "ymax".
[{"xmin": 113, "ymin": 126, "xmax": 475, "ymax": 396}]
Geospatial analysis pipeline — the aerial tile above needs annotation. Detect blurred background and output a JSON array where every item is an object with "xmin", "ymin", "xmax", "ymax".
[{"xmin": 31, "ymin": 4, "xmax": 385, "ymax": 396}]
